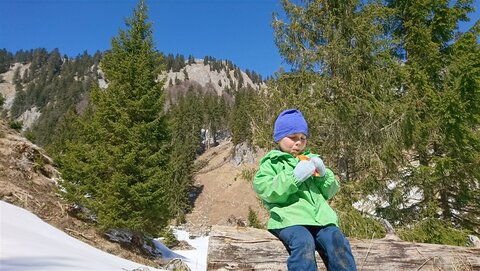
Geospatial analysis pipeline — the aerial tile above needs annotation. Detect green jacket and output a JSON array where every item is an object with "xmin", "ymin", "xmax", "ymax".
[{"xmin": 253, "ymin": 149, "xmax": 340, "ymax": 229}]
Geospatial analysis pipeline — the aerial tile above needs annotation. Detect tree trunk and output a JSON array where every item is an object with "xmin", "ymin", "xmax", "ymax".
[{"xmin": 207, "ymin": 225, "xmax": 480, "ymax": 271}]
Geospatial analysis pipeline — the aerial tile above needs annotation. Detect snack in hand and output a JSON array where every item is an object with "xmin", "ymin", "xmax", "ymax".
[{"xmin": 296, "ymin": 154, "xmax": 320, "ymax": 177}]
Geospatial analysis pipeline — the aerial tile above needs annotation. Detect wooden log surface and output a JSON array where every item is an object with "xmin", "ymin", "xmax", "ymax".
[{"xmin": 207, "ymin": 225, "xmax": 480, "ymax": 271}]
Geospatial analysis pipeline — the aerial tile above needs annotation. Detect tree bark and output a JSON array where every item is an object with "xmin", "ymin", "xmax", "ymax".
[{"xmin": 207, "ymin": 225, "xmax": 480, "ymax": 271}]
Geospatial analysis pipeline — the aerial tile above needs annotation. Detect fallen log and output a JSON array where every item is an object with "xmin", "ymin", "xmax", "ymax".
[{"xmin": 207, "ymin": 225, "xmax": 480, "ymax": 270}]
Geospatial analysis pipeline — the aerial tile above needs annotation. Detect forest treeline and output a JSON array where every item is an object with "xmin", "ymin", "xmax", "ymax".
[{"xmin": 0, "ymin": 0, "xmax": 479, "ymax": 246}]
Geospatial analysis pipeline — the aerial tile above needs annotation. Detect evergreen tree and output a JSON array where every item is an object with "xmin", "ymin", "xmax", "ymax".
[
  {"xmin": 45, "ymin": 109, "xmax": 83, "ymax": 159},
  {"xmin": 237, "ymin": 68, "xmax": 244, "ymax": 89},
  {"xmin": 12, "ymin": 66, "xmax": 22, "ymax": 85},
  {"xmin": 165, "ymin": 53, "xmax": 174, "ymax": 71},
  {"xmin": 384, "ymin": 0, "xmax": 479, "ymax": 233},
  {"xmin": 230, "ymin": 87, "xmax": 257, "ymax": 145},
  {"xmin": 58, "ymin": 0, "xmax": 172, "ymax": 235},
  {"xmin": 203, "ymin": 92, "xmax": 228, "ymax": 147},
  {"xmin": 10, "ymin": 69, "xmax": 26, "ymax": 119},
  {"xmin": 0, "ymin": 49, "xmax": 13, "ymax": 73},
  {"xmin": 253, "ymin": 0, "xmax": 405, "ymax": 238},
  {"xmin": 271, "ymin": 0, "xmax": 403, "ymax": 183},
  {"xmin": 260, "ymin": 0, "xmax": 479, "ymax": 240},
  {"xmin": 165, "ymin": 86, "xmax": 229, "ymax": 219},
  {"xmin": 14, "ymin": 49, "xmax": 33, "ymax": 64},
  {"xmin": 187, "ymin": 54, "xmax": 195, "ymax": 64},
  {"xmin": 172, "ymin": 54, "xmax": 185, "ymax": 72},
  {"xmin": 29, "ymin": 48, "xmax": 49, "ymax": 77},
  {"xmin": 46, "ymin": 49, "xmax": 62, "ymax": 81},
  {"xmin": 27, "ymin": 51, "xmax": 97, "ymax": 147},
  {"xmin": 167, "ymin": 87, "xmax": 204, "ymax": 217},
  {"xmin": 433, "ymin": 31, "xmax": 480, "ymax": 231}
]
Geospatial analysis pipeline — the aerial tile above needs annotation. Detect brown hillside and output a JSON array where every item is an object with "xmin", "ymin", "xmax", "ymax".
[{"xmin": 184, "ymin": 140, "xmax": 269, "ymax": 235}]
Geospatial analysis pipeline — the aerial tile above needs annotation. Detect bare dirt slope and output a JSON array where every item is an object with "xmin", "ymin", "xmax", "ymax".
[{"xmin": 183, "ymin": 140, "xmax": 269, "ymax": 235}]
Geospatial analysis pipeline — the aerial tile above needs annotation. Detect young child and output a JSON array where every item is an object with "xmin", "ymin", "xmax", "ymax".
[{"xmin": 253, "ymin": 109, "xmax": 357, "ymax": 271}]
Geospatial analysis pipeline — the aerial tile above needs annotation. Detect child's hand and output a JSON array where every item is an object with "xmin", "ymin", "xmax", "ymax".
[
  {"xmin": 310, "ymin": 157, "xmax": 326, "ymax": 177},
  {"xmin": 293, "ymin": 160, "xmax": 316, "ymax": 182}
]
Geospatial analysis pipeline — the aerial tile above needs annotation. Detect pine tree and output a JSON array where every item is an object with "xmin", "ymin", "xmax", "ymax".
[
  {"xmin": 165, "ymin": 53, "xmax": 174, "ymax": 71},
  {"xmin": 440, "ymin": 27, "xmax": 480, "ymax": 232},
  {"xmin": 58, "ymin": 0, "xmax": 172, "ymax": 235},
  {"xmin": 230, "ymin": 87, "xmax": 257, "ymax": 145},
  {"xmin": 203, "ymin": 92, "xmax": 228, "ymax": 147},
  {"xmin": 167, "ymin": 87, "xmax": 204, "ymax": 217},
  {"xmin": 386, "ymin": 0, "xmax": 479, "ymax": 233},
  {"xmin": 270, "ymin": 0, "xmax": 404, "ymax": 184},
  {"xmin": 187, "ymin": 54, "xmax": 195, "ymax": 64},
  {"xmin": 10, "ymin": 69, "xmax": 26, "ymax": 119},
  {"xmin": 250, "ymin": 0, "xmax": 406, "ymax": 238},
  {"xmin": 0, "ymin": 49, "xmax": 13, "ymax": 73},
  {"xmin": 263, "ymin": 0, "xmax": 479, "ymax": 240}
]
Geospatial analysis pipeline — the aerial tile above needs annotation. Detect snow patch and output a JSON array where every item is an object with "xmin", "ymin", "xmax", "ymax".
[
  {"xmin": 1, "ymin": 201, "xmax": 210, "ymax": 271},
  {"xmin": 173, "ymin": 229, "xmax": 209, "ymax": 271},
  {"xmin": 0, "ymin": 201, "xmax": 162, "ymax": 271}
]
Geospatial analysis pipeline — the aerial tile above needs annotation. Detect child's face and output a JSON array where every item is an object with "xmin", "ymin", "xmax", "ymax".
[{"xmin": 278, "ymin": 133, "xmax": 307, "ymax": 155}]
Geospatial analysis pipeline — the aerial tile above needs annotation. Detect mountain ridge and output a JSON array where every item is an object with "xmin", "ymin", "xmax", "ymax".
[{"xmin": 0, "ymin": 51, "xmax": 266, "ymax": 134}]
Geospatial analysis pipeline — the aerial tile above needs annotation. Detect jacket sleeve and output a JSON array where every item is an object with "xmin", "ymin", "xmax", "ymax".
[
  {"xmin": 314, "ymin": 168, "xmax": 339, "ymax": 200},
  {"xmin": 253, "ymin": 159, "xmax": 300, "ymax": 204}
]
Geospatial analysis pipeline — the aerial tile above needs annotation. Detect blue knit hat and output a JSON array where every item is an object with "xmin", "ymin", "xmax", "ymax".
[{"xmin": 273, "ymin": 109, "xmax": 308, "ymax": 142}]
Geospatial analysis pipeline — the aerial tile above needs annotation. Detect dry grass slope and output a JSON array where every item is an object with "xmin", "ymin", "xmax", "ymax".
[{"xmin": 183, "ymin": 140, "xmax": 269, "ymax": 235}]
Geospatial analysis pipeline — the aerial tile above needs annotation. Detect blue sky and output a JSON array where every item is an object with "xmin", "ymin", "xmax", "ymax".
[{"xmin": 1, "ymin": 0, "xmax": 479, "ymax": 78}]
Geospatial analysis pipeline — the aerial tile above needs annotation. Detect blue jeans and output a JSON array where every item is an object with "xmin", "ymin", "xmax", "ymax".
[{"xmin": 270, "ymin": 225, "xmax": 357, "ymax": 271}]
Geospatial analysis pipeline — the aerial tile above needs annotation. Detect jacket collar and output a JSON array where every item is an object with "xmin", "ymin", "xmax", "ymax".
[{"xmin": 265, "ymin": 149, "xmax": 312, "ymax": 160}]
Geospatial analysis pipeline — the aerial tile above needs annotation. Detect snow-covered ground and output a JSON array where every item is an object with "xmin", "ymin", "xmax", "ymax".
[
  {"xmin": 172, "ymin": 230, "xmax": 208, "ymax": 271},
  {"xmin": 0, "ymin": 201, "xmax": 208, "ymax": 271}
]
